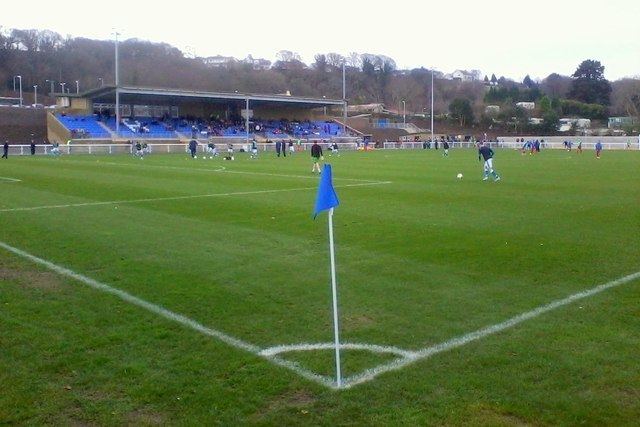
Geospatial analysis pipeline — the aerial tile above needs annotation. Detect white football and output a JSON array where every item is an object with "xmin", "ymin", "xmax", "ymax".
[{"xmin": 456, "ymin": 173, "xmax": 463, "ymax": 179}]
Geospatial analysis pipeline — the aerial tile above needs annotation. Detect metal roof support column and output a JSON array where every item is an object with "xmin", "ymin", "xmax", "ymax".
[{"xmin": 245, "ymin": 97, "xmax": 250, "ymax": 146}]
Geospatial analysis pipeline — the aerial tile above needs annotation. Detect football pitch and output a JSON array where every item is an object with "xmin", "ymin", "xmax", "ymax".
[{"xmin": 1, "ymin": 148, "xmax": 639, "ymax": 424}]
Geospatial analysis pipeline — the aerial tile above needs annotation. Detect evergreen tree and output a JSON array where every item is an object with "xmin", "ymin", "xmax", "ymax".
[{"xmin": 568, "ymin": 59, "xmax": 612, "ymax": 105}]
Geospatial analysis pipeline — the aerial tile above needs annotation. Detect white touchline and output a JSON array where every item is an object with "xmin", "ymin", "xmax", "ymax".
[
  {"xmin": 0, "ymin": 181, "xmax": 390, "ymax": 213},
  {"xmin": 340, "ymin": 270, "xmax": 640, "ymax": 389},
  {"xmin": 0, "ymin": 177, "xmax": 21, "ymax": 182},
  {"xmin": 0, "ymin": 240, "xmax": 336, "ymax": 390}
]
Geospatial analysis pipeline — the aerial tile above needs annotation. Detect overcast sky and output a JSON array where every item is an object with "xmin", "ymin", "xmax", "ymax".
[{"xmin": 4, "ymin": 0, "xmax": 639, "ymax": 81}]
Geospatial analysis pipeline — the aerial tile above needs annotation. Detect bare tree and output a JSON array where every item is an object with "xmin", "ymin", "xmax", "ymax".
[
  {"xmin": 540, "ymin": 73, "xmax": 571, "ymax": 98},
  {"xmin": 611, "ymin": 78, "xmax": 640, "ymax": 117},
  {"xmin": 313, "ymin": 54, "xmax": 327, "ymax": 72},
  {"xmin": 326, "ymin": 52, "xmax": 345, "ymax": 68},
  {"xmin": 276, "ymin": 50, "xmax": 301, "ymax": 63},
  {"xmin": 346, "ymin": 52, "xmax": 361, "ymax": 69}
]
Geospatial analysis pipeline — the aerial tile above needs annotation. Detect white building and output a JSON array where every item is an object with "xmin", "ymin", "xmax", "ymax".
[
  {"xmin": 516, "ymin": 102, "xmax": 535, "ymax": 110},
  {"xmin": 445, "ymin": 70, "xmax": 480, "ymax": 82},
  {"xmin": 243, "ymin": 55, "xmax": 272, "ymax": 71},
  {"xmin": 202, "ymin": 55, "xmax": 236, "ymax": 68}
]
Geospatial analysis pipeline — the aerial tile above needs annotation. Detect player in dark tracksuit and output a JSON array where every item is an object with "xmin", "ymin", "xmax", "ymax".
[
  {"xmin": 478, "ymin": 142, "xmax": 501, "ymax": 181},
  {"xmin": 188, "ymin": 139, "xmax": 198, "ymax": 158},
  {"xmin": 311, "ymin": 141, "xmax": 323, "ymax": 173},
  {"xmin": 2, "ymin": 141, "xmax": 8, "ymax": 159},
  {"xmin": 442, "ymin": 141, "xmax": 450, "ymax": 157}
]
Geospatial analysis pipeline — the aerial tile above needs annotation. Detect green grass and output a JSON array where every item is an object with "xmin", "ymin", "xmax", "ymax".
[{"xmin": 1, "ymin": 148, "xmax": 639, "ymax": 425}]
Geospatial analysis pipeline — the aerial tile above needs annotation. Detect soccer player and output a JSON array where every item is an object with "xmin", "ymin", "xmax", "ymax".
[
  {"xmin": 576, "ymin": 139, "xmax": 583, "ymax": 154},
  {"xmin": 50, "ymin": 142, "xmax": 61, "ymax": 156},
  {"xmin": 311, "ymin": 141, "xmax": 323, "ymax": 173},
  {"xmin": 134, "ymin": 141, "xmax": 144, "ymax": 159},
  {"xmin": 250, "ymin": 139, "xmax": 258, "ymax": 159},
  {"xmin": 595, "ymin": 140, "xmax": 603, "ymax": 159},
  {"xmin": 330, "ymin": 141, "xmax": 339, "ymax": 156},
  {"xmin": 207, "ymin": 142, "xmax": 218, "ymax": 158},
  {"xmin": 442, "ymin": 140, "xmax": 450, "ymax": 157},
  {"xmin": 288, "ymin": 140, "xmax": 295, "ymax": 155},
  {"xmin": 188, "ymin": 139, "xmax": 198, "ymax": 158},
  {"xmin": 225, "ymin": 143, "xmax": 234, "ymax": 160},
  {"xmin": 478, "ymin": 142, "xmax": 501, "ymax": 181},
  {"xmin": 2, "ymin": 140, "xmax": 8, "ymax": 159}
]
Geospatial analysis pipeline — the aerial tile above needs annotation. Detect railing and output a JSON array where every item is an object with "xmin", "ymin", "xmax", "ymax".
[
  {"xmin": 7, "ymin": 139, "xmax": 636, "ymax": 157},
  {"xmin": 4, "ymin": 141, "xmax": 360, "ymax": 156},
  {"xmin": 384, "ymin": 141, "xmax": 639, "ymax": 151},
  {"xmin": 383, "ymin": 141, "xmax": 479, "ymax": 149},
  {"xmin": 497, "ymin": 136, "xmax": 640, "ymax": 150}
]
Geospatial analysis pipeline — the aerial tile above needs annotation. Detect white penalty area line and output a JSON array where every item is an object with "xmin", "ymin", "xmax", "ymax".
[
  {"xmin": 0, "ymin": 240, "xmax": 336, "ymax": 389},
  {"xmin": 0, "ymin": 181, "xmax": 390, "ymax": 213},
  {"xmin": 0, "ymin": 177, "xmax": 21, "ymax": 182}
]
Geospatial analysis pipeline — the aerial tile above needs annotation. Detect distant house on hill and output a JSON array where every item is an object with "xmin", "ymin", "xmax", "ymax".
[
  {"xmin": 445, "ymin": 70, "xmax": 481, "ymax": 82},
  {"xmin": 243, "ymin": 55, "xmax": 271, "ymax": 71},
  {"xmin": 515, "ymin": 101, "xmax": 535, "ymax": 110},
  {"xmin": 608, "ymin": 116, "xmax": 636, "ymax": 129},
  {"xmin": 202, "ymin": 55, "xmax": 236, "ymax": 68}
]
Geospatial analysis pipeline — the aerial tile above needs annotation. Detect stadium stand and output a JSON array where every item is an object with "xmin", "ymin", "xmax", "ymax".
[
  {"xmin": 56, "ymin": 114, "xmax": 110, "ymax": 138},
  {"xmin": 55, "ymin": 113, "xmax": 346, "ymax": 141}
]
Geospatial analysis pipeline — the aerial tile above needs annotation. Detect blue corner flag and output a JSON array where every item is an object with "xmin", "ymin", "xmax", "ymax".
[{"xmin": 313, "ymin": 164, "xmax": 339, "ymax": 218}]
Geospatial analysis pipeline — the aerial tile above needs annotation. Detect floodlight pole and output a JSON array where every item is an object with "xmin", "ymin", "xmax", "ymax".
[
  {"xmin": 402, "ymin": 100, "xmax": 406, "ymax": 126},
  {"xmin": 46, "ymin": 79, "xmax": 54, "ymax": 96},
  {"xmin": 342, "ymin": 62, "xmax": 347, "ymax": 135},
  {"xmin": 430, "ymin": 71, "xmax": 435, "ymax": 143},
  {"xmin": 328, "ymin": 207, "xmax": 342, "ymax": 388},
  {"xmin": 14, "ymin": 75, "xmax": 23, "ymax": 107},
  {"xmin": 115, "ymin": 31, "xmax": 120, "ymax": 134}
]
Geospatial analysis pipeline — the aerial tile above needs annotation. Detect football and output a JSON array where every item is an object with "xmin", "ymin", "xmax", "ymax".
[{"xmin": 456, "ymin": 173, "xmax": 463, "ymax": 179}]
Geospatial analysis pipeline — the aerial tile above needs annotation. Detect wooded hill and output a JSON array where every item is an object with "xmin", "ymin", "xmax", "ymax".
[{"xmin": 1, "ymin": 28, "xmax": 639, "ymax": 134}]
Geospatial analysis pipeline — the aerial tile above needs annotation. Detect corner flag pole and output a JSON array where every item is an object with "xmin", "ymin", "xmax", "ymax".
[
  {"xmin": 327, "ymin": 207, "xmax": 342, "ymax": 387},
  {"xmin": 313, "ymin": 164, "xmax": 342, "ymax": 388}
]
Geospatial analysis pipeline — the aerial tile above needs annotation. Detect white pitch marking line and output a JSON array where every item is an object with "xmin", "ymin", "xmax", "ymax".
[
  {"xmin": 0, "ymin": 181, "xmax": 390, "ymax": 213},
  {"xmin": 218, "ymin": 169, "xmax": 383, "ymax": 183},
  {"xmin": 63, "ymin": 158, "xmax": 383, "ymax": 183},
  {"xmin": 340, "ymin": 270, "xmax": 640, "ymax": 389},
  {"xmin": 260, "ymin": 342, "xmax": 417, "ymax": 359},
  {"xmin": 2, "ymin": 238, "xmax": 638, "ymax": 390},
  {"xmin": 0, "ymin": 240, "xmax": 336, "ymax": 390},
  {"xmin": 82, "ymin": 160, "xmax": 227, "ymax": 174},
  {"xmin": 0, "ymin": 177, "xmax": 21, "ymax": 182}
]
